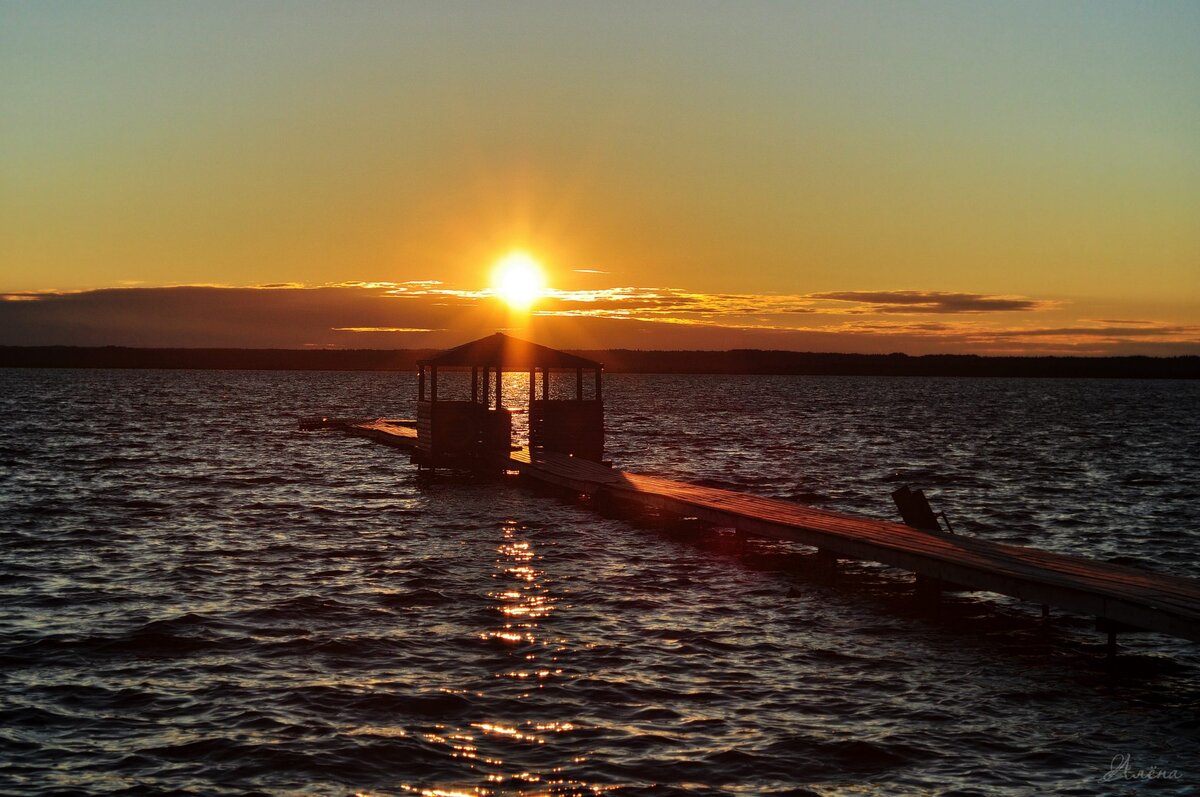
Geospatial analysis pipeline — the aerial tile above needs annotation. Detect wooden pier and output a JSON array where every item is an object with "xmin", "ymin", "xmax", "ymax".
[
  {"xmin": 303, "ymin": 334, "xmax": 1200, "ymax": 652},
  {"xmin": 306, "ymin": 414, "xmax": 1200, "ymax": 648},
  {"xmin": 344, "ymin": 418, "xmax": 418, "ymax": 447}
]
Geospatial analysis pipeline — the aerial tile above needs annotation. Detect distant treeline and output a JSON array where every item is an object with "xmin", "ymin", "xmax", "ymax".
[
  {"xmin": 2, "ymin": 346, "xmax": 1198, "ymax": 379},
  {"xmin": 0, "ymin": 347, "xmax": 436, "ymax": 372},
  {"xmin": 595, "ymin": 349, "xmax": 1200, "ymax": 379}
]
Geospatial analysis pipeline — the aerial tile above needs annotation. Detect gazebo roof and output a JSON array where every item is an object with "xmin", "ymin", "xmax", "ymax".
[{"xmin": 418, "ymin": 332, "xmax": 602, "ymax": 370}]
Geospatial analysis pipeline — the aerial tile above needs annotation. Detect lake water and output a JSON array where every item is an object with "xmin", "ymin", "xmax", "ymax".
[{"xmin": 1, "ymin": 369, "xmax": 1198, "ymax": 795}]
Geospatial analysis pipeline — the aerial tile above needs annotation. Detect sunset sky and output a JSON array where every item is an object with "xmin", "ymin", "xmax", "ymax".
[{"xmin": 2, "ymin": 1, "xmax": 1197, "ymax": 354}]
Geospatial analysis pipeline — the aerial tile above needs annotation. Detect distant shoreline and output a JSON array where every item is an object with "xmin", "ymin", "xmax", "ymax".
[{"xmin": 1, "ymin": 346, "xmax": 1197, "ymax": 379}]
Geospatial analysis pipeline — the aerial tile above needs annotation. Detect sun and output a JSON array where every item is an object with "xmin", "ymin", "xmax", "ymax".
[{"xmin": 491, "ymin": 251, "xmax": 546, "ymax": 310}]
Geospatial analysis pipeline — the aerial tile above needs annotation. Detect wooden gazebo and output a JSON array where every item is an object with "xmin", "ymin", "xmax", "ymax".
[{"xmin": 415, "ymin": 333, "xmax": 603, "ymax": 469}]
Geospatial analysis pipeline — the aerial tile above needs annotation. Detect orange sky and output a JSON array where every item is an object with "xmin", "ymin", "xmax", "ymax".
[{"xmin": 1, "ymin": 2, "xmax": 1197, "ymax": 354}]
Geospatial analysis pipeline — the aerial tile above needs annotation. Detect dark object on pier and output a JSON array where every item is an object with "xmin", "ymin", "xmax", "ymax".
[
  {"xmin": 414, "ymin": 333, "xmax": 604, "ymax": 470},
  {"xmin": 892, "ymin": 485, "xmax": 954, "ymax": 534}
]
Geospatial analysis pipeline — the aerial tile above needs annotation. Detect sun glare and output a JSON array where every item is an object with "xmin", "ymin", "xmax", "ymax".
[{"xmin": 491, "ymin": 251, "xmax": 546, "ymax": 310}]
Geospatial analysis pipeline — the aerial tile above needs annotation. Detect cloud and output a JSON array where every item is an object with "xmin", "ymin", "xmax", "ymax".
[
  {"xmin": 809, "ymin": 290, "xmax": 1049, "ymax": 314},
  {"xmin": 331, "ymin": 327, "xmax": 440, "ymax": 333},
  {"xmin": 0, "ymin": 286, "xmax": 500, "ymax": 348},
  {"xmin": 535, "ymin": 287, "xmax": 818, "ymax": 319},
  {"xmin": 0, "ymin": 283, "xmax": 1194, "ymax": 355},
  {"xmin": 531, "ymin": 287, "xmax": 1047, "ymax": 322}
]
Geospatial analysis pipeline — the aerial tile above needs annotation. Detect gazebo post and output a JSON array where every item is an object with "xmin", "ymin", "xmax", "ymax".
[
  {"xmin": 495, "ymin": 368, "xmax": 503, "ymax": 410},
  {"xmin": 594, "ymin": 367, "xmax": 602, "ymax": 401},
  {"xmin": 528, "ymin": 367, "xmax": 536, "ymax": 405},
  {"xmin": 471, "ymin": 366, "xmax": 478, "ymax": 404},
  {"xmin": 481, "ymin": 366, "xmax": 489, "ymax": 407},
  {"xmin": 430, "ymin": 366, "xmax": 438, "ymax": 403},
  {"xmin": 418, "ymin": 365, "xmax": 425, "ymax": 402},
  {"xmin": 541, "ymin": 367, "xmax": 550, "ymax": 401}
]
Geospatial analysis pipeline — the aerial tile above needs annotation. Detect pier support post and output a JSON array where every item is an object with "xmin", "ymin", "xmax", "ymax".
[
  {"xmin": 667, "ymin": 516, "xmax": 704, "ymax": 541},
  {"xmin": 1095, "ymin": 618, "xmax": 1141, "ymax": 661},
  {"xmin": 735, "ymin": 529, "xmax": 749, "ymax": 554},
  {"xmin": 814, "ymin": 548, "xmax": 838, "ymax": 581},
  {"xmin": 915, "ymin": 574, "xmax": 943, "ymax": 604},
  {"xmin": 591, "ymin": 489, "xmax": 618, "ymax": 519}
]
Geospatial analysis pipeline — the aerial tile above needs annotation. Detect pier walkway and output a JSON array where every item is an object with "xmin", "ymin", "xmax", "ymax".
[{"xmin": 329, "ymin": 417, "xmax": 1200, "ymax": 646}]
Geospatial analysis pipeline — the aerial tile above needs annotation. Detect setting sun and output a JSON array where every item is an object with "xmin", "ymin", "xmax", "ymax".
[{"xmin": 491, "ymin": 251, "xmax": 547, "ymax": 310}]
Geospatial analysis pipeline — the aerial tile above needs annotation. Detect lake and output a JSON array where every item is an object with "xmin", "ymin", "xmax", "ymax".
[{"xmin": 1, "ymin": 369, "xmax": 1198, "ymax": 795}]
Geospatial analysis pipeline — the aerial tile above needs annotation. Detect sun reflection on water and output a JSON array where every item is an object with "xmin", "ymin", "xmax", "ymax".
[
  {"xmin": 410, "ymin": 517, "xmax": 594, "ymax": 794},
  {"xmin": 479, "ymin": 522, "xmax": 557, "ymax": 649}
]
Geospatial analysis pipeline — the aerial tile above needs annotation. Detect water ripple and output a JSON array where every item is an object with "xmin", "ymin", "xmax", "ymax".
[{"xmin": 0, "ymin": 370, "xmax": 1197, "ymax": 795}]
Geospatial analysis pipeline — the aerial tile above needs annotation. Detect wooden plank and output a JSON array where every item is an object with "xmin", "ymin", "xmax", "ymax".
[
  {"xmin": 510, "ymin": 450, "xmax": 1200, "ymax": 642},
  {"xmin": 329, "ymin": 427, "xmax": 1200, "ymax": 644},
  {"xmin": 347, "ymin": 420, "xmax": 420, "ymax": 450}
]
